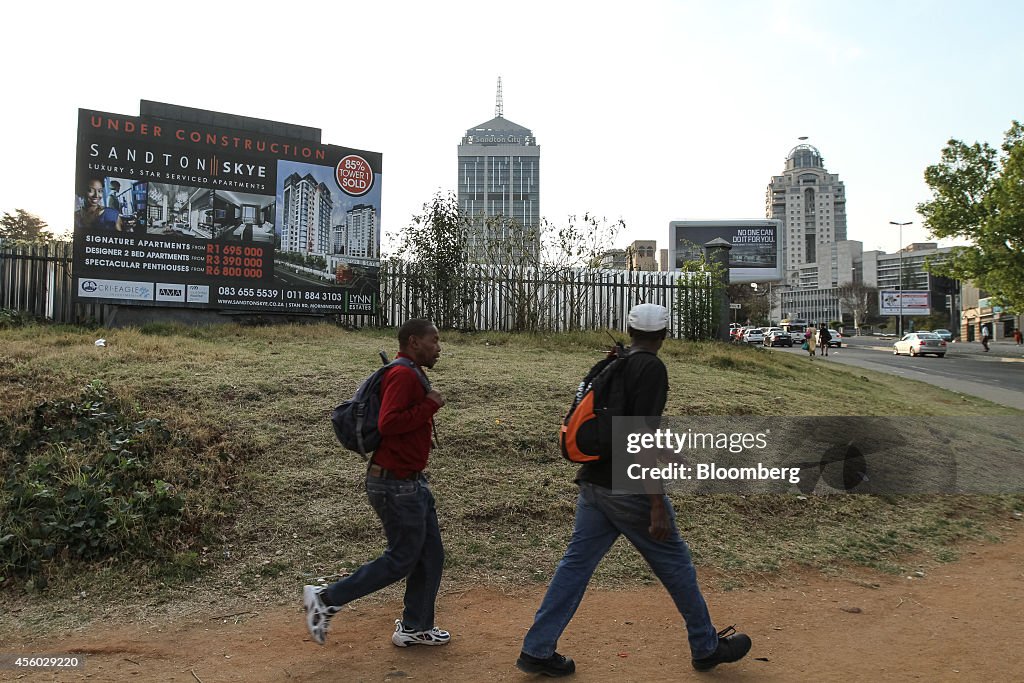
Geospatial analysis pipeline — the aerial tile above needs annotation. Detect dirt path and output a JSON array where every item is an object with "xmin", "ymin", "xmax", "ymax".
[{"xmin": 5, "ymin": 531, "xmax": 1023, "ymax": 682}]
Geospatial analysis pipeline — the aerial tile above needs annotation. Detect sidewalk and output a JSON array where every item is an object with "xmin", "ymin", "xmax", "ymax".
[{"xmin": 939, "ymin": 338, "xmax": 1024, "ymax": 359}]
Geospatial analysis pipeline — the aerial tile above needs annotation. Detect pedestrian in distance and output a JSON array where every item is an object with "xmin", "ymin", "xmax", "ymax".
[
  {"xmin": 515, "ymin": 304, "xmax": 752, "ymax": 677},
  {"xmin": 1014, "ymin": 328, "xmax": 1022, "ymax": 346},
  {"xmin": 303, "ymin": 319, "xmax": 450, "ymax": 649},
  {"xmin": 804, "ymin": 326, "xmax": 817, "ymax": 360},
  {"xmin": 981, "ymin": 323, "xmax": 992, "ymax": 352},
  {"xmin": 818, "ymin": 324, "xmax": 832, "ymax": 357}
]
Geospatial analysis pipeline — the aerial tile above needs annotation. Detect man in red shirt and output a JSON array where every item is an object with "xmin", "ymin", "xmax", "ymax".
[{"xmin": 304, "ymin": 319, "xmax": 448, "ymax": 647}]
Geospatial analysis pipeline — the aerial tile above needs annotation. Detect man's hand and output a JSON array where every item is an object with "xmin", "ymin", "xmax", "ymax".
[
  {"xmin": 426, "ymin": 390, "xmax": 446, "ymax": 407},
  {"xmin": 648, "ymin": 495, "xmax": 671, "ymax": 541}
]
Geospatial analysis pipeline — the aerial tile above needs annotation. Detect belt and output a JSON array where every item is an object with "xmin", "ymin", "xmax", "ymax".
[{"xmin": 367, "ymin": 463, "xmax": 421, "ymax": 481}]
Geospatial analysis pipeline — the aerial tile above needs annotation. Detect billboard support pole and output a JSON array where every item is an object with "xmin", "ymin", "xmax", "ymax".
[{"xmin": 705, "ymin": 238, "xmax": 732, "ymax": 342}]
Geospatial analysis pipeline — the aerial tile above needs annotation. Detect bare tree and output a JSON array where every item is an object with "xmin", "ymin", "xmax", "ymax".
[
  {"xmin": 475, "ymin": 213, "xmax": 545, "ymax": 331},
  {"xmin": 543, "ymin": 214, "xmax": 624, "ymax": 331},
  {"xmin": 837, "ymin": 282, "xmax": 877, "ymax": 334}
]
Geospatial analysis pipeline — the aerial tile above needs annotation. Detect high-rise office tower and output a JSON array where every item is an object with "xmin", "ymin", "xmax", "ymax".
[
  {"xmin": 765, "ymin": 143, "xmax": 847, "ymax": 287},
  {"xmin": 332, "ymin": 224, "xmax": 346, "ymax": 255},
  {"xmin": 457, "ymin": 78, "xmax": 540, "ymax": 264},
  {"xmin": 281, "ymin": 172, "xmax": 333, "ymax": 255},
  {"xmin": 345, "ymin": 204, "xmax": 378, "ymax": 260}
]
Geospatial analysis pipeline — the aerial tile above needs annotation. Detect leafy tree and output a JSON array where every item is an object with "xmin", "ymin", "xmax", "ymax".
[
  {"xmin": 918, "ymin": 121, "xmax": 1024, "ymax": 312},
  {"xmin": 675, "ymin": 244, "xmax": 726, "ymax": 341},
  {"xmin": 727, "ymin": 282, "xmax": 772, "ymax": 326},
  {"xmin": 0, "ymin": 209, "xmax": 52, "ymax": 243},
  {"xmin": 392, "ymin": 192, "xmax": 472, "ymax": 329}
]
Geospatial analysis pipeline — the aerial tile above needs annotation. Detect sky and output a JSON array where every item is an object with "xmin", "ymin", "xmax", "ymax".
[{"xmin": 3, "ymin": 0, "xmax": 1022, "ymax": 256}]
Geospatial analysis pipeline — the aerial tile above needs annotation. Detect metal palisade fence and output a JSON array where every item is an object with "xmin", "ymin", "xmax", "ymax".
[
  {"xmin": 0, "ymin": 240, "xmax": 111, "ymax": 325},
  {"xmin": 378, "ymin": 260, "xmax": 718, "ymax": 337},
  {"xmin": 1, "ymin": 242, "xmax": 718, "ymax": 338}
]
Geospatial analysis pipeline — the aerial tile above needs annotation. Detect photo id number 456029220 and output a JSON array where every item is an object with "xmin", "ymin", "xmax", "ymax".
[{"xmin": 0, "ymin": 654, "xmax": 86, "ymax": 669}]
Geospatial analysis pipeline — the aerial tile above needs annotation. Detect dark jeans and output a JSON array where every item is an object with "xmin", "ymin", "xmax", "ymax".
[
  {"xmin": 323, "ymin": 475, "xmax": 444, "ymax": 631},
  {"xmin": 522, "ymin": 482, "xmax": 719, "ymax": 660}
]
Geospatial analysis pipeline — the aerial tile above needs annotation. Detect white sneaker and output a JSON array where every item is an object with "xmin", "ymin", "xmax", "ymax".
[
  {"xmin": 391, "ymin": 619, "xmax": 451, "ymax": 647},
  {"xmin": 303, "ymin": 585, "xmax": 340, "ymax": 645}
]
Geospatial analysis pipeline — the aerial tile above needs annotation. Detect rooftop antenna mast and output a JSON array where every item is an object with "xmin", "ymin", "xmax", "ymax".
[{"xmin": 495, "ymin": 76, "xmax": 503, "ymax": 118}]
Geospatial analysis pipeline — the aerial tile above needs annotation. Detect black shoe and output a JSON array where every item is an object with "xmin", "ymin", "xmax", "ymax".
[
  {"xmin": 692, "ymin": 626, "xmax": 752, "ymax": 672},
  {"xmin": 516, "ymin": 651, "xmax": 576, "ymax": 677}
]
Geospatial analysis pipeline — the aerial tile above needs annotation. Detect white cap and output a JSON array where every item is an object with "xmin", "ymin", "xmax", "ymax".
[{"xmin": 627, "ymin": 303, "xmax": 669, "ymax": 332}]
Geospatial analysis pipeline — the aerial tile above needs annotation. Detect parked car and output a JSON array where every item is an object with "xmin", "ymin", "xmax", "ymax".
[
  {"xmin": 932, "ymin": 328, "xmax": 954, "ymax": 342},
  {"xmin": 893, "ymin": 332, "xmax": 947, "ymax": 358},
  {"xmin": 743, "ymin": 328, "xmax": 765, "ymax": 345},
  {"xmin": 733, "ymin": 326, "xmax": 756, "ymax": 343},
  {"xmin": 763, "ymin": 329, "xmax": 793, "ymax": 347}
]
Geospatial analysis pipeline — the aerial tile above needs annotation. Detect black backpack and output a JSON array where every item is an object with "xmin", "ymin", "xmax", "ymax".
[
  {"xmin": 560, "ymin": 344, "xmax": 632, "ymax": 463},
  {"xmin": 331, "ymin": 357, "xmax": 431, "ymax": 459}
]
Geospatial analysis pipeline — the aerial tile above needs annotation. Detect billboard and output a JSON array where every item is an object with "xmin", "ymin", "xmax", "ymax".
[
  {"xmin": 669, "ymin": 220, "xmax": 782, "ymax": 284},
  {"xmin": 73, "ymin": 107, "xmax": 381, "ymax": 315},
  {"xmin": 879, "ymin": 290, "xmax": 930, "ymax": 316}
]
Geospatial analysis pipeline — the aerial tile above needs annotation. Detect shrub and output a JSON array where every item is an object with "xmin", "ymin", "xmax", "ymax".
[
  {"xmin": 0, "ymin": 308, "xmax": 37, "ymax": 329},
  {"xmin": 0, "ymin": 381, "xmax": 187, "ymax": 582}
]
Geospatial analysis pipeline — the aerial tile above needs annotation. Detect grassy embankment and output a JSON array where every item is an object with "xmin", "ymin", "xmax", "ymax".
[{"xmin": 1, "ymin": 322, "xmax": 1021, "ymax": 632}]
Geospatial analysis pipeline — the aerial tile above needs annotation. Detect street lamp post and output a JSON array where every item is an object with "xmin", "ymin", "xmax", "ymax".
[{"xmin": 890, "ymin": 221, "xmax": 913, "ymax": 336}]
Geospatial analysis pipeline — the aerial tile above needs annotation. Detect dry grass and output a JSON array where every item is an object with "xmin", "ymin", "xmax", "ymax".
[{"xmin": 1, "ymin": 322, "xmax": 1021, "ymax": 633}]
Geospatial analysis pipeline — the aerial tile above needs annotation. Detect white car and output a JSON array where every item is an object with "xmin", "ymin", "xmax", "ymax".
[
  {"xmin": 893, "ymin": 332, "xmax": 947, "ymax": 358},
  {"xmin": 743, "ymin": 328, "xmax": 765, "ymax": 344}
]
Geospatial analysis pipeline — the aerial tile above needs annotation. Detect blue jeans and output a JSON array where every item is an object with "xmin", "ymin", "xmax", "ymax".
[
  {"xmin": 323, "ymin": 475, "xmax": 444, "ymax": 631},
  {"xmin": 522, "ymin": 482, "xmax": 719, "ymax": 659}
]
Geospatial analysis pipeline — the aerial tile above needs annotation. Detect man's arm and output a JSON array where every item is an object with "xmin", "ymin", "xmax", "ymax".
[
  {"xmin": 634, "ymin": 446, "xmax": 672, "ymax": 541},
  {"xmin": 630, "ymin": 359, "xmax": 672, "ymax": 540},
  {"xmin": 378, "ymin": 368, "xmax": 441, "ymax": 436}
]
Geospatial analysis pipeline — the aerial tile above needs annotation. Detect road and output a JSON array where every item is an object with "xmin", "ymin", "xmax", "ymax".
[{"xmin": 763, "ymin": 335, "xmax": 1024, "ymax": 410}]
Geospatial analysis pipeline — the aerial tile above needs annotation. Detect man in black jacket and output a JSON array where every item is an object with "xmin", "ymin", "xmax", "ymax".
[
  {"xmin": 516, "ymin": 304, "xmax": 751, "ymax": 677},
  {"xmin": 819, "ymin": 324, "xmax": 832, "ymax": 356}
]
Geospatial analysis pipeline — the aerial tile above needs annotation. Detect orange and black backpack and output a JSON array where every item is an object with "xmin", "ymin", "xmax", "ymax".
[{"xmin": 560, "ymin": 344, "xmax": 634, "ymax": 463}]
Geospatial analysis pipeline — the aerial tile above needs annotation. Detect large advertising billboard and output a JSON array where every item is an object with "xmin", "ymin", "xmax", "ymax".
[
  {"xmin": 73, "ymin": 107, "xmax": 381, "ymax": 315},
  {"xmin": 879, "ymin": 290, "xmax": 930, "ymax": 316},
  {"xmin": 669, "ymin": 220, "xmax": 783, "ymax": 284}
]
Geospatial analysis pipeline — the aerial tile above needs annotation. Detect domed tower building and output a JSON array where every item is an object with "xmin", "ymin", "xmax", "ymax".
[{"xmin": 765, "ymin": 143, "xmax": 847, "ymax": 289}]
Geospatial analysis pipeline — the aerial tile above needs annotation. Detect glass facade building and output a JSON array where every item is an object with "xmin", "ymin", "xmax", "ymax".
[
  {"xmin": 282, "ymin": 172, "xmax": 332, "ymax": 255},
  {"xmin": 457, "ymin": 115, "xmax": 540, "ymax": 263}
]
